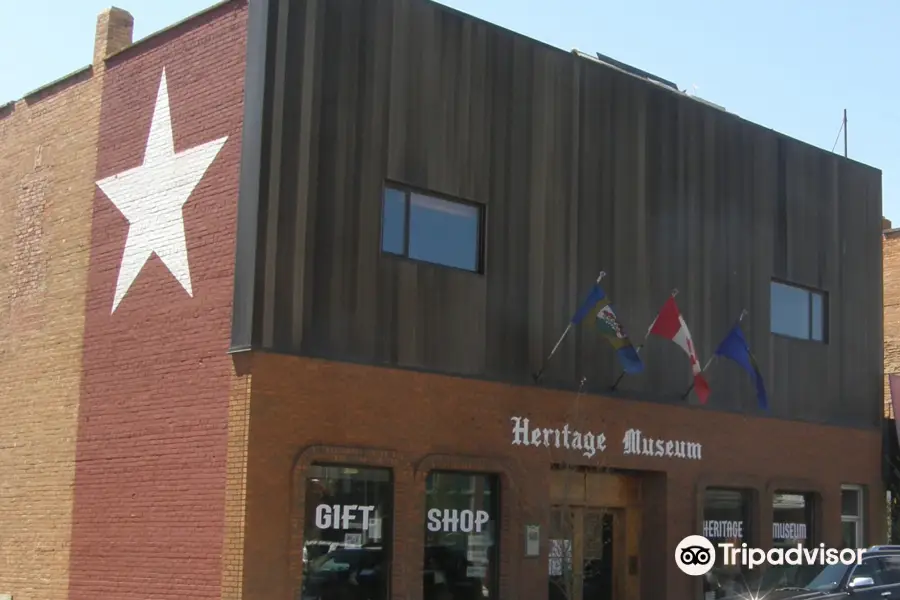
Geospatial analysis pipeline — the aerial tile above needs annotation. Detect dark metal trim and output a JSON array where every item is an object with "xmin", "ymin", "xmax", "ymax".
[{"xmin": 230, "ymin": 0, "xmax": 280, "ymax": 352}]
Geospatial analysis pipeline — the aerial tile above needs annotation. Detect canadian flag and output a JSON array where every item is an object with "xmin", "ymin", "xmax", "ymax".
[{"xmin": 648, "ymin": 297, "xmax": 710, "ymax": 404}]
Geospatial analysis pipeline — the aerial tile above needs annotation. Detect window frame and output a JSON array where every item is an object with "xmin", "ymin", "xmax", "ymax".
[
  {"xmin": 841, "ymin": 484, "xmax": 865, "ymax": 548},
  {"xmin": 423, "ymin": 469, "xmax": 501, "ymax": 600},
  {"xmin": 770, "ymin": 278, "xmax": 829, "ymax": 343},
  {"xmin": 380, "ymin": 182, "xmax": 486, "ymax": 274}
]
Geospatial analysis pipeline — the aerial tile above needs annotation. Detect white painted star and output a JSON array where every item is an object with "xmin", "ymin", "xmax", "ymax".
[{"xmin": 96, "ymin": 68, "xmax": 228, "ymax": 313}]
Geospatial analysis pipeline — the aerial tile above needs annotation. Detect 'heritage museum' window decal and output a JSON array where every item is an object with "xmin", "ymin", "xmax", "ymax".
[
  {"xmin": 703, "ymin": 488, "xmax": 753, "ymax": 599},
  {"xmin": 772, "ymin": 492, "xmax": 814, "ymax": 548}
]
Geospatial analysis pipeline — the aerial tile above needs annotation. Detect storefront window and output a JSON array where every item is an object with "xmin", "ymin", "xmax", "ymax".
[
  {"xmin": 841, "ymin": 485, "xmax": 864, "ymax": 549},
  {"xmin": 760, "ymin": 492, "xmax": 818, "ymax": 591},
  {"xmin": 702, "ymin": 488, "xmax": 752, "ymax": 599},
  {"xmin": 301, "ymin": 464, "xmax": 392, "ymax": 600},
  {"xmin": 772, "ymin": 492, "xmax": 813, "ymax": 547},
  {"xmin": 424, "ymin": 471, "xmax": 499, "ymax": 600}
]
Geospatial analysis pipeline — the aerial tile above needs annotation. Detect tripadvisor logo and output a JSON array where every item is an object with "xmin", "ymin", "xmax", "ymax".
[{"xmin": 675, "ymin": 535, "xmax": 864, "ymax": 576}]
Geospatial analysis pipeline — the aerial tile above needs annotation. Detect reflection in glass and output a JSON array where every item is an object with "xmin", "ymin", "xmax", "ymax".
[
  {"xmin": 811, "ymin": 292, "xmax": 824, "ymax": 341},
  {"xmin": 841, "ymin": 489, "xmax": 861, "ymax": 517},
  {"xmin": 408, "ymin": 194, "xmax": 480, "ymax": 271},
  {"xmin": 842, "ymin": 521, "xmax": 859, "ymax": 550},
  {"xmin": 772, "ymin": 492, "xmax": 812, "ymax": 548},
  {"xmin": 770, "ymin": 282, "xmax": 811, "ymax": 339},
  {"xmin": 424, "ymin": 471, "xmax": 498, "ymax": 600},
  {"xmin": 582, "ymin": 511, "xmax": 613, "ymax": 600},
  {"xmin": 548, "ymin": 508, "xmax": 573, "ymax": 600},
  {"xmin": 703, "ymin": 488, "xmax": 752, "ymax": 599},
  {"xmin": 302, "ymin": 465, "xmax": 392, "ymax": 600},
  {"xmin": 381, "ymin": 188, "xmax": 407, "ymax": 255}
]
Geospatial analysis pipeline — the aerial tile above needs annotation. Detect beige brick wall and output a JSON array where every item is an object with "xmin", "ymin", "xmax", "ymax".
[
  {"xmin": 223, "ymin": 359, "xmax": 252, "ymax": 600},
  {"xmin": 885, "ymin": 230, "xmax": 900, "ymax": 418},
  {"xmin": 0, "ymin": 10, "xmax": 132, "ymax": 600}
]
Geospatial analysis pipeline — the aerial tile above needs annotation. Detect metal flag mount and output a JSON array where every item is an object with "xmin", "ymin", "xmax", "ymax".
[
  {"xmin": 532, "ymin": 271, "xmax": 607, "ymax": 383},
  {"xmin": 609, "ymin": 288, "xmax": 678, "ymax": 392}
]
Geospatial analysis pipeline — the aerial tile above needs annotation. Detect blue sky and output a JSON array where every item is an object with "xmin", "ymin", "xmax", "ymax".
[{"xmin": 2, "ymin": 0, "xmax": 896, "ymax": 222}]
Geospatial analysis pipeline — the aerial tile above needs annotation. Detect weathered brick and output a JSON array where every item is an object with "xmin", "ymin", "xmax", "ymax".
[
  {"xmin": 885, "ymin": 228, "xmax": 900, "ymax": 418},
  {"xmin": 0, "ymin": 9, "xmax": 119, "ymax": 598},
  {"xmin": 67, "ymin": 2, "xmax": 248, "ymax": 599}
]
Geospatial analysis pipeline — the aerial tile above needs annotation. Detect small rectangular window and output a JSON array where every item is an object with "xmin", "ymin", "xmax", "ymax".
[
  {"xmin": 842, "ymin": 488, "xmax": 861, "ymax": 517},
  {"xmin": 770, "ymin": 280, "xmax": 827, "ymax": 342},
  {"xmin": 381, "ymin": 188, "xmax": 407, "ymax": 255},
  {"xmin": 810, "ymin": 293, "xmax": 824, "ymax": 341},
  {"xmin": 380, "ymin": 185, "xmax": 483, "ymax": 273},
  {"xmin": 841, "ymin": 485, "xmax": 865, "ymax": 549}
]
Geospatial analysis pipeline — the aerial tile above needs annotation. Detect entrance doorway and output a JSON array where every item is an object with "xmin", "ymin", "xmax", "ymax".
[{"xmin": 547, "ymin": 470, "xmax": 641, "ymax": 600}]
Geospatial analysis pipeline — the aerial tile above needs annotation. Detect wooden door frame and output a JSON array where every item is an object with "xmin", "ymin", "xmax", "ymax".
[{"xmin": 549, "ymin": 470, "xmax": 642, "ymax": 600}]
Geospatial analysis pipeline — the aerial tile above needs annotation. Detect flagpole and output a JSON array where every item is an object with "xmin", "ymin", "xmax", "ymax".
[
  {"xmin": 533, "ymin": 271, "xmax": 607, "ymax": 383},
  {"xmin": 680, "ymin": 308, "xmax": 748, "ymax": 400},
  {"xmin": 609, "ymin": 288, "xmax": 679, "ymax": 391}
]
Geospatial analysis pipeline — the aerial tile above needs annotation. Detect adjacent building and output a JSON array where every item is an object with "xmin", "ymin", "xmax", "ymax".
[
  {"xmin": 0, "ymin": 2, "xmax": 249, "ymax": 600},
  {"xmin": 0, "ymin": 8, "xmax": 128, "ymax": 599},
  {"xmin": 0, "ymin": 1, "xmax": 885, "ymax": 600}
]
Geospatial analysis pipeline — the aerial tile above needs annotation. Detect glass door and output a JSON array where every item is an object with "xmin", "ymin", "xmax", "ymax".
[{"xmin": 548, "ymin": 506, "xmax": 619, "ymax": 600}]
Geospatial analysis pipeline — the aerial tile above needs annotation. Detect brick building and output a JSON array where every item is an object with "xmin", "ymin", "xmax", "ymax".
[
  {"xmin": 0, "ymin": 2, "xmax": 887, "ymax": 600},
  {"xmin": 885, "ymin": 218, "xmax": 900, "ymax": 421},
  {"xmin": 0, "ymin": 2, "xmax": 248, "ymax": 600},
  {"xmin": 0, "ymin": 8, "xmax": 129, "ymax": 599}
]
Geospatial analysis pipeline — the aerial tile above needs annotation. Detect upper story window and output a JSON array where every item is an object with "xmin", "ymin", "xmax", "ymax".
[
  {"xmin": 381, "ymin": 185, "xmax": 484, "ymax": 273},
  {"xmin": 770, "ymin": 280, "xmax": 827, "ymax": 342}
]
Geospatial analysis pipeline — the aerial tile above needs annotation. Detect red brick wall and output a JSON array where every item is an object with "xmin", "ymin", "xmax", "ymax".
[
  {"xmin": 243, "ymin": 353, "xmax": 883, "ymax": 600},
  {"xmin": 69, "ymin": 3, "xmax": 247, "ymax": 599}
]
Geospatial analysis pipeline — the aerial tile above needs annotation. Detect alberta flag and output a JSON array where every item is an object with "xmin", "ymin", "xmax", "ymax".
[
  {"xmin": 714, "ymin": 323, "xmax": 767, "ymax": 410},
  {"xmin": 571, "ymin": 283, "xmax": 643, "ymax": 374}
]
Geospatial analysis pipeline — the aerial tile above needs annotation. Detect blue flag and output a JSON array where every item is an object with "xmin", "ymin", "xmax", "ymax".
[
  {"xmin": 715, "ymin": 324, "xmax": 767, "ymax": 409},
  {"xmin": 570, "ymin": 283, "xmax": 643, "ymax": 374}
]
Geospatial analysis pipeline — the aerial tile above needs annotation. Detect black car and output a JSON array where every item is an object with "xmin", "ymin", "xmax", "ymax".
[{"xmin": 720, "ymin": 547, "xmax": 900, "ymax": 600}]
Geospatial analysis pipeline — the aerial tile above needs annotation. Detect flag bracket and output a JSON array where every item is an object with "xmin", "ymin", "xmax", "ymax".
[{"xmin": 533, "ymin": 271, "xmax": 607, "ymax": 383}]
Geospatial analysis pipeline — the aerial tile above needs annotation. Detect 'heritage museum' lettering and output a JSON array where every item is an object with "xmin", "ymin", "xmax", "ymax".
[
  {"xmin": 510, "ymin": 417, "xmax": 702, "ymax": 461},
  {"xmin": 510, "ymin": 416, "xmax": 607, "ymax": 458}
]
